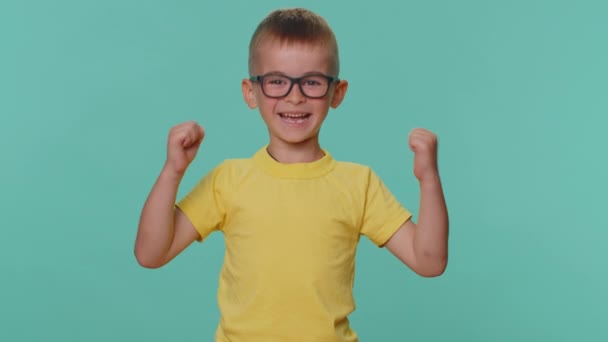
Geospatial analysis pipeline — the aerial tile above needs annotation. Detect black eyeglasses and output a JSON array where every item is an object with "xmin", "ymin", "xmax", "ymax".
[{"xmin": 249, "ymin": 73, "xmax": 339, "ymax": 99}]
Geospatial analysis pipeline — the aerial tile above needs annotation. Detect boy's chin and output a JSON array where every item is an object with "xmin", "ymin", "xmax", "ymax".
[{"xmin": 271, "ymin": 133, "xmax": 320, "ymax": 146}]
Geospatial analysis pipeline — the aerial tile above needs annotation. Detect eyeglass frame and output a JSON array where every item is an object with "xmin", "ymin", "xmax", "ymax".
[{"xmin": 249, "ymin": 73, "xmax": 340, "ymax": 99}]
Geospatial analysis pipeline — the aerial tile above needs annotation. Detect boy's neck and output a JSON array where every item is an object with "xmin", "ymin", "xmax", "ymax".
[{"xmin": 266, "ymin": 140, "xmax": 325, "ymax": 164}]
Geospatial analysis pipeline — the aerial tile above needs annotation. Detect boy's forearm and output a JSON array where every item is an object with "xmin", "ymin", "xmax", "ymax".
[
  {"xmin": 413, "ymin": 174, "xmax": 449, "ymax": 274},
  {"xmin": 135, "ymin": 168, "xmax": 183, "ymax": 268}
]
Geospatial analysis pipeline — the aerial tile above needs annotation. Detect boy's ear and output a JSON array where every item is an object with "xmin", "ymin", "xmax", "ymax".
[
  {"xmin": 330, "ymin": 80, "xmax": 348, "ymax": 109},
  {"xmin": 242, "ymin": 79, "xmax": 258, "ymax": 109}
]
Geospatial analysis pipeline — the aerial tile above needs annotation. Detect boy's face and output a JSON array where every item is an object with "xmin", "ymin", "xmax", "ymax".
[{"xmin": 242, "ymin": 40, "xmax": 348, "ymax": 148}]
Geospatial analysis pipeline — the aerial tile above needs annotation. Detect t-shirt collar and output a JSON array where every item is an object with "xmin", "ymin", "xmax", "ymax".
[{"xmin": 253, "ymin": 145, "xmax": 336, "ymax": 179}]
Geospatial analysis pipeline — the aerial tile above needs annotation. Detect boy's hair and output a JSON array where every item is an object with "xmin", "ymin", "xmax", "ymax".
[{"xmin": 248, "ymin": 8, "xmax": 340, "ymax": 76}]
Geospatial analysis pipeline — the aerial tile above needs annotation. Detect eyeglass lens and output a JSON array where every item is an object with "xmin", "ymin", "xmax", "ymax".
[{"xmin": 262, "ymin": 75, "xmax": 330, "ymax": 98}]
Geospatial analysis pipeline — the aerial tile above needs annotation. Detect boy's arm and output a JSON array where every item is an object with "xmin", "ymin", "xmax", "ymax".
[
  {"xmin": 384, "ymin": 128, "xmax": 449, "ymax": 277},
  {"xmin": 134, "ymin": 121, "xmax": 205, "ymax": 269},
  {"xmin": 134, "ymin": 169, "xmax": 200, "ymax": 269}
]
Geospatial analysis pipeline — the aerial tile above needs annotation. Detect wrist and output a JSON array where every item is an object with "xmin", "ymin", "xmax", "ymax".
[
  {"xmin": 160, "ymin": 165, "xmax": 185, "ymax": 183},
  {"xmin": 418, "ymin": 172, "xmax": 441, "ymax": 186}
]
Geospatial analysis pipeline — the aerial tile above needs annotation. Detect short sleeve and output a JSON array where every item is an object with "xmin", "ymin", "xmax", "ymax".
[
  {"xmin": 176, "ymin": 163, "xmax": 226, "ymax": 242},
  {"xmin": 360, "ymin": 168, "xmax": 412, "ymax": 247}
]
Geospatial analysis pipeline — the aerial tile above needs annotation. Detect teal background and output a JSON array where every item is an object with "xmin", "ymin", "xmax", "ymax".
[{"xmin": 1, "ymin": 0, "xmax": 607, "ymax": 341}]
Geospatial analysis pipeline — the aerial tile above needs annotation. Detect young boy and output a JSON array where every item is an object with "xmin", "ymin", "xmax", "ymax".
[{"xmin": 135, "ymin": 8, "xmax": 448, "ymax": 342}]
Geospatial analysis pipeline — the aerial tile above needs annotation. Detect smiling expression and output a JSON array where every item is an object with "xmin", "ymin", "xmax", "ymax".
[{"xmin": 242, "ymin": 39, "xmax": 348, "ymax": 149}]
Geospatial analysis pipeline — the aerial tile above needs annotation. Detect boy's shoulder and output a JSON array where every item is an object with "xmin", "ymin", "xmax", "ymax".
[
  {"xmin": 214, "ymin": 155, "xmax": 370, "ymax": 171},
  {"xmin": 210, "ymin": 155, "xmax": 256, "ymax": 176},
  {"xmin": 333, "ymin": 159, "xmax": 370, "ymax": 169},
  {"xmin": 217, "ymin": 152, "xmax": 376, "ymax": 172},
  {"xmin": 207, "ymin": 152, "xmax": 268, "ymax": 181},
  {"xmin": 332, "ymin": 160, "xmax": 385, "ymax": 190},
  {"xmin": 333, "ymin": 159, "xmax": 373, "ymax": 174},
  {"xmin": 205, "ymin": 150, "xmax": 377, "ymax": 182}
]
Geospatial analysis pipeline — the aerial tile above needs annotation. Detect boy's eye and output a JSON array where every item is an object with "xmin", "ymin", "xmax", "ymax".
[
  {"xmin": 302, "ymin": 77, "xmax": 325, "ymax": 87},
  {"xmin": 265, "ymin": 77, "xmax": 288, "ymax": 86}
]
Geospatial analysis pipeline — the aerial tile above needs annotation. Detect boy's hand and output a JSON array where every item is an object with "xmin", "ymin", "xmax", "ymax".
[
  {"xmin": 164, "ymin": 121, "xmax": 205, "ymax": 176},
  {"xmin": 408, "ymin": 128, "xmax": 439, "ymax": 182}
]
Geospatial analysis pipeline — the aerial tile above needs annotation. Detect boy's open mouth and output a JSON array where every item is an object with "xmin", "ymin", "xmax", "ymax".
[{"xmin": 278, "ymin": 112, "xmax": 312, "ymax": 125}]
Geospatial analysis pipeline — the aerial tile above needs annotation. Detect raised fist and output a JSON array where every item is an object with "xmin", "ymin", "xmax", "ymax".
[
  {"xmin": 408, "ymin": 128, "xmax": 439, "ymax": 182},
  {"xmin": 164, "ymin": 121, "xmax": 205, "ymax": 175}
]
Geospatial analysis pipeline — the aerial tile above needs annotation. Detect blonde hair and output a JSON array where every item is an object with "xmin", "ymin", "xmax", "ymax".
[{"xmin": 248, "ymin": 8, "xmax": 339, "ymax": 76}]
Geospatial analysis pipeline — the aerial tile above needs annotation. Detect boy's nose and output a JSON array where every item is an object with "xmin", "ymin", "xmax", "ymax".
[{"xmin": 284, "ymin": 83, "xmax": 306, "ymax": 104}]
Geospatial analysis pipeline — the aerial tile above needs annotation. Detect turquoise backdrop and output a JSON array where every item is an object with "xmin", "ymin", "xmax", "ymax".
[{"xmin": 1, "ymin": 0, "xmax": 607, "ymax": 341}]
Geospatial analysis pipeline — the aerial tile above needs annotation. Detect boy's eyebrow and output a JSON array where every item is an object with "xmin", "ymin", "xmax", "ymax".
[{"xmin": 259, "ymin": 70, "xmax": 331, "ymax": 77}]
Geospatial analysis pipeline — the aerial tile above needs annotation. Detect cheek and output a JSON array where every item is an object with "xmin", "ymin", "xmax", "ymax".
[
  {"xmin": 313, "ymin": 99, "xmax": 332, "ymax": 113},
  {"xmin": 256, "ymin": 96, "xmax": 278, "ymax": 116},
  {"xmin": 269, "ymin": 101, "xmax": 279, "ymax": 114}
]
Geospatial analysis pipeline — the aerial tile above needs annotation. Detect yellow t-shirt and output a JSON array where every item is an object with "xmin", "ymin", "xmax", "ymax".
[{"xmin": 177, "ymin": 146, "xmax": 412, "ymax": 342}]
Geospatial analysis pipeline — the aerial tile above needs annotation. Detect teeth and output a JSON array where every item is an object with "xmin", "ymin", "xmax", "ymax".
[{"xmin": 281, "ymin": 113, "xmax": 309, "ymax": 118}]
